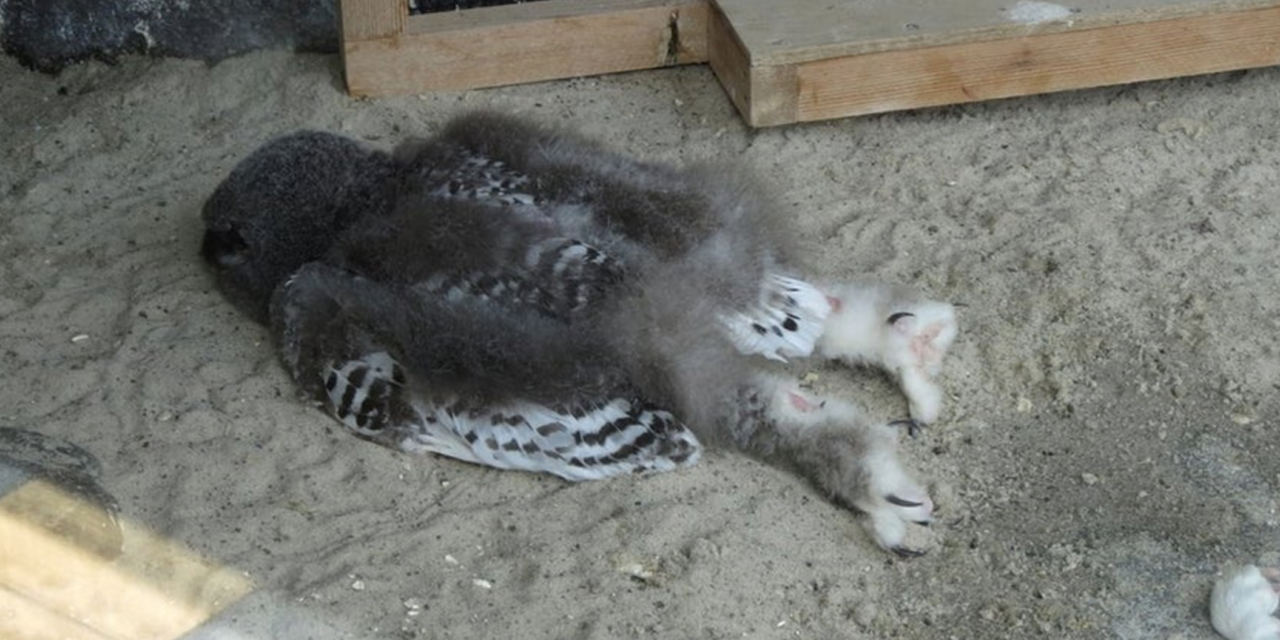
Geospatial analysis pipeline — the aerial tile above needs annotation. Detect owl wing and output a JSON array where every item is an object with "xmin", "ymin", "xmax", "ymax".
[
  {"xmin": 270, "ymin": 262, "xmax": 701, "ymax": 481},
  {"xmin": 401, "ymin": 113, "xmax": 712, "ymax": 256},
  {"xmin": 412, "ymin": 236, "xmax": 624, "ymax": 320},
  {"xmin": 401, "ymin": 142, "xmax": 542, "ymax": 207},
  {"xmin": 346, "ymin": 195, "xmax": 624, "ymax": 321},
  {"xmin": 718, "ymin": 274, "xmax": 834, "ymax": 362},
  {"xmin": 402, "ymin": 115, "xmax": 830, "ymax": 357}
]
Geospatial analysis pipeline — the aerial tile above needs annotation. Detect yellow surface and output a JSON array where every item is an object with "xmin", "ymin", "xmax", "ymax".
[{"xmin": 0, "ymin": 481, "xmax": 252, "ymax": 640}]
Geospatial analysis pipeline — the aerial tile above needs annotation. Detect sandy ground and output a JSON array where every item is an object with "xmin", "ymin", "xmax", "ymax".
[{"xmin": 2, "ymin": 50, "xmax": 1278, "ymax": 640}]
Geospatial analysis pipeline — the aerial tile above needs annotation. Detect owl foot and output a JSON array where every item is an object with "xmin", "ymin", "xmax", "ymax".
[
  {"xmin": 888, "ymin": 418, "xmax": 924, "ymax": 438},
  {"xmin": 854, "ymin": 425, "xmax": 935, "ymax": 555},
  {"xmin": 1211, "ymin": 564, "xmax": 1280, "ymax": 640},
  {"xmin": 886, "ymin": 304, "xmax": 956, "ymax": 424},
  {"xmin": 817, "ymin": 284, "xmax": 957, "ymax": 424},
  {"xmin": 771, "ymin": 384, "xmax": 934, "ymax": 555}
]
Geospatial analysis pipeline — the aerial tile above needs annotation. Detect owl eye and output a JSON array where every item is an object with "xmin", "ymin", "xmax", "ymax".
[{"xmin": 201, "ymin": 227, "xmax": 250, "ymax": 269}]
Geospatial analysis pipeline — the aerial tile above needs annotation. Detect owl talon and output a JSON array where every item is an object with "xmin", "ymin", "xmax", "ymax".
[
  {"xmin": 885, "ymin": 493, "xmax": 923, "ymax": 508},
  {"xmin": 817, "ymin": 284, "xmax": 958, "ymax": 424},
  {"xmin": 889, "ymin": 418, "xmax": 923, "ymax": 438}
]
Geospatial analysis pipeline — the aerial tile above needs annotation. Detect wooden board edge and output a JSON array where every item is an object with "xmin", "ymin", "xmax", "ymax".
[
  {"xmin": 340, "ymin": 0, "xmax": 407, "ymax": 43},
  {"xmin": 720, "ymin": 0, "xmax": 1280, "ymax": 68},
  {"xmin": 735, "ymin": 4, "xmax": 1280, "ymax": 125},
  {"xmin": 706, "ymin": 4, "xmax": 752, "ymax": 121},
  {"xmin": 707, "ymin": 5, "xmax": 799, "ymax": 127},
  {"xmin": 342, "ymin": 0, "xmax": 709, "ymax": 96},
  {"xmin": 0, "ymin": 481, "xmax": 253, "ymax": 640}
]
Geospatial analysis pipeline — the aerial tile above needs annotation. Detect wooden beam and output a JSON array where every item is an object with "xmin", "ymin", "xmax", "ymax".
[
  {"xmin": 710, "ymin": 0, "xmax": 1280, "ymax": 126},
  {"xmin": 342, "ymin": 0, "xmax": 709, "ymax": 96},
  {"xmin": 0, "ymin": 481, "xmax": 252, "ymax": 640},
  {"xmin": 791, "ymin": 5, "xmax": 1280, "ymax": 123},
  {"xmin": 340, "ymin": 0, "xmax": 407, "ymax": 42},
  {"xmin": 342, "ymin": 0, "xmax": 1280, "ymax": 125}
]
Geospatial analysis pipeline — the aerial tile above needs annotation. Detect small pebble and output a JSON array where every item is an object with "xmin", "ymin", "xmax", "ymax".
[
  {"xmin": 472, "ymin": 578, "xmax": 492, "ymax": 589},
  {"xmin": 71, "ymin": 333, "xmax": 89, "ymax": 343},
  {"xmin": 852, "ymin": 601, "xmax": 877, "ymax": 627},
  {"xmin": 403, "ymin": 597, "xmax": 426, "ymax": 615},
  {"xmin": 1081, "ymin": 473, "xmax": 1099, "ymax": 486}
]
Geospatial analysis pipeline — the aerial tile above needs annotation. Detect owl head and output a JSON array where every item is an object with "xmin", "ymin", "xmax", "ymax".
[{"xmin": 200, "ymin": 131, "xmax": 397, "ymax": 322}]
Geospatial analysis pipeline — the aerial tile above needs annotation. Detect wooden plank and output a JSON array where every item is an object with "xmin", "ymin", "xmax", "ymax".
[
  {"xmin": 342, "ymin": 0, "xmax": 1280, "ymax": 125},
  {"xmin": 710, "ymin": 0, "xmax": 1280, "ymax": 126},
  {"xmin": 707, "ymin": 3, "xmax": 794, "ymax": 128},
  {"xmin": 790, "ymin": 5, "xmax": 1280, "ymax": 123},
  {"xmin": 343, "ymin": 0, "xmax": 708, "ymax": 96},
  {"xmin": 706, "ymin": 4, "xmax": 750, "ymax": 119},
  {"xmin": 0, "ymin": 481, "xmax": 252, "ymax": 640},
  {"xmin": 341, "ymin": 0, "xmax": 407, "ymax": 41},
  {"xmin": 0, "ymin": 587, "xmax": 113, "ymax": 640},
  {"xmin": 714, "ymin": 0, "xmax": 1280, "ymax": 66}
]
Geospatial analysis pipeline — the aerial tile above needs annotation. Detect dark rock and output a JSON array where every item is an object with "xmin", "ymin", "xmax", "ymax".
[{"xmin": 1, "ymin": 0, "xmax": 341, "ymax": 73}]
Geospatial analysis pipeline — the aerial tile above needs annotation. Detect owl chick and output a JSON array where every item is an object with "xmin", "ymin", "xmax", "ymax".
[
  {"xmin": 204, "ymin": 135, "xmax": 700, "ymax": 480},
  {"xmin": 201, "ymin": 113, "xmax": 953, "ymax": 554}
]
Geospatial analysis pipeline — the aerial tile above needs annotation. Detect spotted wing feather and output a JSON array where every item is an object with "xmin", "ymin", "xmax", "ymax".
[
  {"xmin": 519, "ymin": 237, "xmax": 625, "ymax": 317},
  {"xmin": 402, "ymin": 144, "xmax": 541, "ymax": 206},
  {"xmin": 720, "ymin": 274, "xmax": 833, "ymax": 361}
]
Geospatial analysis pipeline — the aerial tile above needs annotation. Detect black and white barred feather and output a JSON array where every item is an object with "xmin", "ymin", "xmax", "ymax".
[{"xmin": 271, "ymin": 262, "xmax": 699, "ymax": 481}]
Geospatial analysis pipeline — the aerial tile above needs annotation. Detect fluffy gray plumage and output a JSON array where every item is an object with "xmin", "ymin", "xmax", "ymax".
[
  {"xmin": 201, "ymin": 131, "xmax": 398, "ymax": 322},
  {"xmin": 201, "ymin": 112, "xmax": 959, "ymax": 554}
]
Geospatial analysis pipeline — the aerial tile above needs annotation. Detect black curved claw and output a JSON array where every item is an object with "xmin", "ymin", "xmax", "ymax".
[
  {"xmin": 886, "ymin": 311, "xmax": 915, "ymax": 325},
  {"xmin": 885, "ymin": 494, "xmax": 923, "ymax": 508},
  {"xmin": 891, "ymin": 546, "xmax": 927, "ymax": 558},
  {"xmin": 889, "ymin": 418, "xmax": 923, "ymax": 438}
]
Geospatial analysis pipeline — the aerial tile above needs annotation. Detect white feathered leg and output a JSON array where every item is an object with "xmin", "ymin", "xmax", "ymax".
[
  {"xmin": 1211, "ymin": 565, "xmax": 1280, "ymax": 640},
  {"xmin": 816, "ymin": 283, "xmax": 958, "ymax": 424},
  {"xmin": 756, "ymin": 377, "xmax": 934, "ymax": 555}
]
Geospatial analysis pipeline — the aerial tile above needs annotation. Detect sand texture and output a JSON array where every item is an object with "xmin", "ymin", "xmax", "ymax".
[{"xmin": 2, "ymin": 51, "xmax": 1278, "ymax": 639}]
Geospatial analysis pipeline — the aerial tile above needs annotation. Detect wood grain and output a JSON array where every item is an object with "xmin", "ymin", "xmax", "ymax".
[
  {"xmin": 340, "ymin": 0, "xmax": 407, "ymax": 41},
  {"xmin": 710, "ymin": 1, "xmax": 1280, "ymax": 125},
  {"xmin": 343, "ymin": 0, "xmax": 708, "ymax": 95},
  {"xmin": 714, "ymin": 0, "xmax": 1280, "ymax": 65},
  {"xmin": 0, "ymin": 481, "xmax": 252, "ymax": 640},
  {"xmin": 341, "ymin": 0, "xmax": 1280, "ymax": 125}
]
